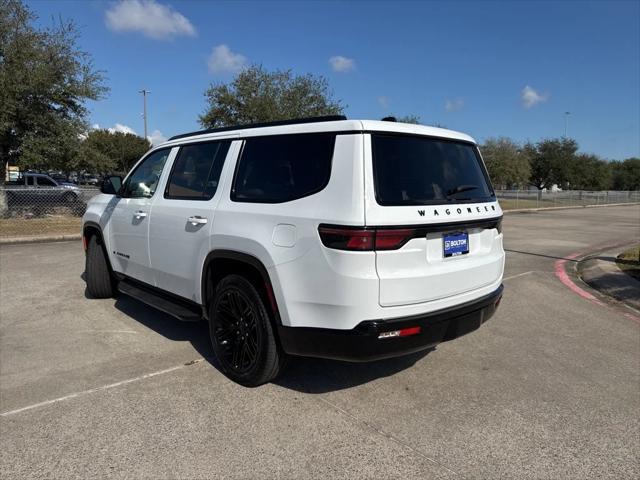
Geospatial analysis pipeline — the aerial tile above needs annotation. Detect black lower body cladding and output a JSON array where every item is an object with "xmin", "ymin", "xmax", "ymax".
[{"xmin": 278, "ymin": 285, "xmax": 503, "ymax": 362}]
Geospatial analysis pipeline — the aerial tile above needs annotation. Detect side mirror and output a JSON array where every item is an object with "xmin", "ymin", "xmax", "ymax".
[{"xmin": 101, "ymin": 175, "xmax": 123, "ymax": 195}]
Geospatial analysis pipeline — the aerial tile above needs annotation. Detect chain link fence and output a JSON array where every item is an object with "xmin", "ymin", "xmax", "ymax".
[
  {"xmin": 495, "ymin": 190, "xmax": 640, "ymax": 210},
  {"xmin": 0, "ymin": 187, "xmax": 638, "ymax": 240},
  {"xmin": 0, "ymin": 186, "xmax": 99, "ymax": 239}
]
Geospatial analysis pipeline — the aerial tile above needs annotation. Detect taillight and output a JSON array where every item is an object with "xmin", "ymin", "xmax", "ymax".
[
  {"xmin": 317, "ymin": 226, "xmax": 374, "ymax": 251},
  {"xmin": 318, "ymin": 226, "xmax": 415, "ymax": 251},
  {"xmin": 374, "ymin": 229, "xmax": 415, "ymax": 250}
]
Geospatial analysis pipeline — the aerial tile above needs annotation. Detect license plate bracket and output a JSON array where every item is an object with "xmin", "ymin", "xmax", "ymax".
[{"xmin": 443, "ymin": 232, "xmax": 469, "ymax": 258}]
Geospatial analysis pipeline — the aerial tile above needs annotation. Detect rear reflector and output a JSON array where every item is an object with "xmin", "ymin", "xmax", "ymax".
[
  {"xmin": 378, "ymin": 326, "xmax": 422, "ymax": 339},
  {"xmin": 318, "ymin": 226, "xmax": 415, "ymax": 251}
]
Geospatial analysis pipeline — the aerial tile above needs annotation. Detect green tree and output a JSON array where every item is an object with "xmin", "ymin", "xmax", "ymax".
[
  {"xmin": 528, "ymin": 138, "xmax": 578, "ymax": 189},
  {"xmin": 18, "ymin": 117, "xmax": 85, "ymax": 173},
  {"xmin": 480, "ymin": 137, "xmax": 531, "ymax": 189},
  {"xmin": 396, "ymin": 115, "xmax": 421, "ymax": 124},
  {"xmin": 611, "ymin": 158, "xmax": 640, "ymax": 190},
  {"xmin": 83, "ymin": 129, "xmax": 151, "ymax": 174},
  {"xmin": 199, "ymin": 65, "xmax": 344, "ymax": 128},
  {"xmin": 568, "ymin": 154, "xmax": 612, "ymax": 190},
  {"xmin": 0, "ymin": 0, "xmax": 107, "ymax": 180}
]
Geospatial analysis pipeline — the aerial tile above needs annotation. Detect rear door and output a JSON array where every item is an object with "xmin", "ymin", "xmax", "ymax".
[
  {"xmin": 364, "ymin": 133, "xmax": 504, "ymax": 307},
  {"xmin": 148, "ymin": 139, "xmax": 236, "ymax": 301}
]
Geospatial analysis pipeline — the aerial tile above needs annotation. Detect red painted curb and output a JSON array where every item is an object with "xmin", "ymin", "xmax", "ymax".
[{"xmin": 554, "ymin": 242, "xmax": 640, "ymax": 324}]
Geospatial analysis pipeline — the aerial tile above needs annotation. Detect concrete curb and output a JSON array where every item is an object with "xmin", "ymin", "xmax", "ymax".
[
  {"xmin": 578, "ymin": 247, "xmax": 640, "ymax": 312},
  {"xmin": 503, "ymin": 202, "xmax": 640, "ymax": 214},
  {"xmin": 0, "ymin": 234, "xmax": 81, "ymax": 245}
]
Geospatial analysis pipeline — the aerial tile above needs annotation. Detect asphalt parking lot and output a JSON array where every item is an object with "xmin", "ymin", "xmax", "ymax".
[{"xmin": 1, "ymin": 205, "xmax": 639, "ymax": 479}]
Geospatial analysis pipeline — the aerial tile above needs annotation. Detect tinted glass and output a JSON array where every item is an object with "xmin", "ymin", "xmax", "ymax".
[
  {"xmin": 232, "ymin": 133, "xmax": 335, "ymax": 203},
  {"xmin": 37, "ymin": 177, "xmax": 56, "ymax": 186},
  {"xmin": 123, "ymin": 149, "xmax": 170, "ymax": 198},
  {"xmin": 26, "ymin": 176, "xmax": 35, "ymax": 186},
  {"xmin": 166, "ymin": 141, "xmax": 230, "ymax": 200},
  {"xmin": 372, "ymin": 134, "xmax": 494, "ymax": 206}
]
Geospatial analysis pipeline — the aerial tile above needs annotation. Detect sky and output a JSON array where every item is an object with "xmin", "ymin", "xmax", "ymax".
[{"xmin": 27, "ymin": 0, "xmax": 640, "ymax": 160}]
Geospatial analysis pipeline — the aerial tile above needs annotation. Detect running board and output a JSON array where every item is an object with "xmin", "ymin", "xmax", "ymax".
[{"xmin": 117, "ymin": 279, "xmax": 202, "ymax": 322}]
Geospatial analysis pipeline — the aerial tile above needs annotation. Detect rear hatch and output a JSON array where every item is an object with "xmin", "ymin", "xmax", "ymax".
[{"xmin": 364, "ymin": 132, "xmax": 504, "ymax": 307}]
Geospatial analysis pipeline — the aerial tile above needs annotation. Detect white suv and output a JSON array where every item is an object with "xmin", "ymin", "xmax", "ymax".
[{"xmin": 83, "ymin": 116, "xmax": 504, "ymax": 386}]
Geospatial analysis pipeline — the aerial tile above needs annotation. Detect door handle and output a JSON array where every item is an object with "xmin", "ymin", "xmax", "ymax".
[
  {"xmin": 187, "ymin": 216, "xmax": 208, "ymax": 225},
  {"xmin": 134, "ymin": 210, "xmax": 147, "ymax": 219}
]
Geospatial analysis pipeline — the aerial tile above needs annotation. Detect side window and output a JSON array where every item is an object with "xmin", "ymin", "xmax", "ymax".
[
  {"xmin": 165, "ymin": 141, "xmax": 231, "ymax": 200},
  {"xmin": 37, "ymin": 177, "xmax": 56, "ymax": 187},
  {"xmin": 232, "ymin": 133, "xmax": 335, "ymax": 203},
  {"xmin": 122, "ymin": 149, "xmax": 170, "ymax": 199},
  {"xmin": 26, "ymin": 176, "xmax": 35, "ymax": 186}
]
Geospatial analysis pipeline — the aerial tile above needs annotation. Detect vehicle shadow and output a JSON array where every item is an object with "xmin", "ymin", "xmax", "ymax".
[
  {"xmin": 83, "ymin": 276, "xmax": 431, "ymax": 392},
  {"xmin": 275, "ymin": 348, "xmax": 433, "ymax": 394},
  {"xmin": 83, "ymin": 279, "xmax": 219, "ymax": 369}
]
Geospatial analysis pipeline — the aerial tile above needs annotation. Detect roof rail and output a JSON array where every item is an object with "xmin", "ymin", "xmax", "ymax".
[{"xmin": 168, "ymin": 115, "xmax": 348, "ymax": 141}]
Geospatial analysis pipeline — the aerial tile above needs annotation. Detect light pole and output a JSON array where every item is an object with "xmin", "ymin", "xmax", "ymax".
[
  {"xmin": 139, "ymin": 89, "xmax": 150, "ymax": 140},
  {"xmin": 564, "ymin": 111, "xmax": 570, "ymax": 138}
]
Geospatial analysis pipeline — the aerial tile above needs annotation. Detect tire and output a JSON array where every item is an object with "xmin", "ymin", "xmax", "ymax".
[
  {"xmin": 209, "ymin": 275, "xmax": 285, "ymax": 387},
  {"xmin": 85, "ymin": 235, "xmax": 115, "ymax": 298}
]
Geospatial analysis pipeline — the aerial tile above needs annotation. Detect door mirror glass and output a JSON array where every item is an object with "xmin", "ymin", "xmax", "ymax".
[{"xmin": 101, "ymin": 175, "xmax": 123, "ymax": 195}]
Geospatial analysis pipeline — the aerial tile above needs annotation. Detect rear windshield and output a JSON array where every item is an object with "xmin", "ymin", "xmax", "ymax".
[{"xmin": 372, "ymin": 134, "xmax": 495, "ymax": 206}]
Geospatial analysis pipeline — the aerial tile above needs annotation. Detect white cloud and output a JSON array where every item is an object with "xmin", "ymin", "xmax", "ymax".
[
  {"xmin": 329, "ymin": 55, "xmax": 356, "ymax": 73},
  {"xmin": 521, "ymin": 85, "xmax": 549, "ymax": 109},
  {"xmin": 108, "ymin": 123, "xmax": 138, "ymax": 135},
  {"xmin": 105, "ymin": 123, "xmax": 166, "ymax": 145},
  {"xmin": 105, "ymin": 0, "xmax": 196, "ymax": 40},
  {"xmin": 207, "ymin": 44, "xmax": 248, "ymax": 74},
  {"xmin": 377, "ymin": 96, "xmax": 390, "ymax": 109},
  {"xmin": 147, "ymin": 129, "xmax": 167, "ymax": 145},
  {"xmin": 444, "ymin": 98, "xmax": 464, "ymax": 112}
]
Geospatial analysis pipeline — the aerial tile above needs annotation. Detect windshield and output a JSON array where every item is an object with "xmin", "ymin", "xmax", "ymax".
[{"xmin": 371, "ymin": 134, "xmax": 495, "ymax": 206}]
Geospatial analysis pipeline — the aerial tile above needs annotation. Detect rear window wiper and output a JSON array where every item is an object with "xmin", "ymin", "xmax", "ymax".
[{"xmin": 446, "ymin": 185, "xmax": 479, "ymax": 197}]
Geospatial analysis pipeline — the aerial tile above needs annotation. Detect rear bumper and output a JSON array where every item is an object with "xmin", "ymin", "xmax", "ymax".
[{"xmin": 278, "ymin": 285, "xmax": 503, "ymax": 362}]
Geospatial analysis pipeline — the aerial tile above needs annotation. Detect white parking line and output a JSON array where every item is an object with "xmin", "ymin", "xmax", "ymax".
[
  {"xmin": 503, "ymin": 271, "xmax": 534, "ymax": 281},
  {"xmin": 1, "ymin": 359, "xmax": 203, "ymax": 418}
]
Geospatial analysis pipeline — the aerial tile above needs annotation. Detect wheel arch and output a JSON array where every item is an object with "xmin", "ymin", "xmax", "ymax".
[
  {"xmin": 82, "ymin": 221, "xmax": 103, "ymax": 246},
  {"xmin": 82, "ymin": 221, "xmax": 116, "ymax": 273},
  {"xmin": 201, "ymin": 250, "xmax": 282, "ymax": 326}
]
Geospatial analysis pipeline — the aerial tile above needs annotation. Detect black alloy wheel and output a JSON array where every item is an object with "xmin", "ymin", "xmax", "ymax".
[
  {"xmin": 209, "ymin": 275, "xmax": 285, "ymax": 386},
  {"xmin": 214, "ymin": 288, "xmax": 260, "ymax": 373}
]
